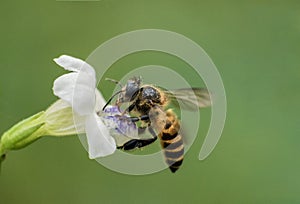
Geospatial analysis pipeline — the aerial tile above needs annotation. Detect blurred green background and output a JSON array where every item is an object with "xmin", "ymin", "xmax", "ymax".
[{"xmin": 1, "ymin": 0, "xmax": 300, "ymax": 203}]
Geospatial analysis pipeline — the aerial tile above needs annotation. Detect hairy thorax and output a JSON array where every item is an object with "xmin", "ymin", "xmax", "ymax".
[{"xmin": 135, "ymin": 85, "xmax": 167, "ymax": 115}]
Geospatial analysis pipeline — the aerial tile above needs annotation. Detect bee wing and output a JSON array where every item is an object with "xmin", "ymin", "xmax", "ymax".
[
  {"xmin": 165, "ymin": 88, "xmax": 211, "ymax": 110},
  {"xmin": 148, "ymin": 106, "xmax": 167, "ymax": 133}
]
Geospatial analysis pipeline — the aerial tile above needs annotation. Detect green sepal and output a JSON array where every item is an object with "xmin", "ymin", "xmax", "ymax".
[{"xmin": 0, "ymin": 112, "xmax": 45, "ymax": 154}]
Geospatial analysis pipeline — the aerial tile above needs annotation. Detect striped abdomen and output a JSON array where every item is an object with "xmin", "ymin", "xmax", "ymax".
[{"xmin": 159, "ymin": 109, "xmax": 184, "ymax": 173}]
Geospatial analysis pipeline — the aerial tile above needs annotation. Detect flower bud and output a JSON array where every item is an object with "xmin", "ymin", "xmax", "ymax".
[
  {"xmin": 0, "ymin": 112, "xmax": 45, "ymax": 154},
  {"xmin": 0, "ymin": 100, "xmax": 85, "ymax": 156}
]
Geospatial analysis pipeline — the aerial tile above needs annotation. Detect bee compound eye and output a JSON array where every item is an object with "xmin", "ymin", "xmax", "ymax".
[{"xmin": 125, "ymin": 83, "xmax": 139, "ymax": 100}]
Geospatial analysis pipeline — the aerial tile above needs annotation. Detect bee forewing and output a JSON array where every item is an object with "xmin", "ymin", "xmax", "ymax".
[
  {"xmin": 166, "ymin": 88, "xmax": 212, "ymax": 110},
  {"xmin": 149, "ymin": 106, "xmax": 167, "ymax": 133}
]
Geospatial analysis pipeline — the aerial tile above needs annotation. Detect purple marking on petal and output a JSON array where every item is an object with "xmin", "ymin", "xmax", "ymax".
[
  {"xmin": 103, "ymin": 105, "xmax": 121, "ymax": 114},
  {"xmin": 102, "ymin": 105, "xmax": 137, "ymax": 138}
]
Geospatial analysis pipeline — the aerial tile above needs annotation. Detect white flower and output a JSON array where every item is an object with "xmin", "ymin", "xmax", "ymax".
[
  {"xmin": 0, "ymin": 55, "xmax": 138, "ymax": 158},
  {"xmin": 53, "ymin": 55, "xmax": 116, "ymax": 159}
]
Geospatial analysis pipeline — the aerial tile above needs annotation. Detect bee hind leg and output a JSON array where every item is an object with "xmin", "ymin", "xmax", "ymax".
[
  {"xmin": 117, "ymin": 126, "xmax": 157, "ymax": 150},
  {"xmin": 117, "ymin": 137, "xmax": 157, "ymax": 150}
]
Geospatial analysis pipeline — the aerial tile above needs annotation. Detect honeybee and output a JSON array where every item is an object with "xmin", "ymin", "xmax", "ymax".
[{"xmin": 103, "ymin": 76, "xmax": 211, "ymax": 173}]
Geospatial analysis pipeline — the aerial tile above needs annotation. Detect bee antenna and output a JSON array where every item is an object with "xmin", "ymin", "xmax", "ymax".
[
  {"xmin": 102, "ymin": 90, "xmax": 124, "ymax": 111},
  {"xmin": 105, "ymin": 78, "xmax": 123, "ymax": 89}
]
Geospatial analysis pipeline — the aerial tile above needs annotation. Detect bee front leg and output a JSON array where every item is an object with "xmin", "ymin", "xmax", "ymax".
[
  {"xmin": 128, "ymin": 115, "xmax": 149, "ymax": 123},
  {"xmin": 121, "ymin": 103, "xmax": 135, "ymax": 115}
]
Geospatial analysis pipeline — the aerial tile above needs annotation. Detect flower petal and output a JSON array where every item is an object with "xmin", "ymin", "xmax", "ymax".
[
  {"xmin": 72, "ymin": 72, "xmax": 96, "ymax": 115},
  {"xmin": 85, "ymin": 113, "xmax": 116, "ymax": 159},
  {"xmin": 53, "ymin": 55, "xmax": 95, "ymax": 77},
  {"xmin": 53, "ymin": 72, "xmax": 77, "ymax": 105},
  {"xmin": 101, "ymin": 105, "xmax": 139, "ymax": 146},
  {"xmin": 45, "ymin": 99, "xmax": 85, "ymax": 136},
  {"xmin": 53, "ymin": 72, "xmax": 96, "ymax": 115},
  {"xmin": 94, "ymin": 89, "xmax": 107, "ymax": 113}
]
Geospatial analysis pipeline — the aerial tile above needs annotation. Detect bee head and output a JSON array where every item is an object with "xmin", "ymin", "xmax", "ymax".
[{"xmin": 117, "ymin": 76, "xmax": 142, "ymax": 104}]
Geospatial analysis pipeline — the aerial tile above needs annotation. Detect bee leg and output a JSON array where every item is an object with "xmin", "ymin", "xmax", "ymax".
[
  {"xmin": 117, "ymin": 137, "xmax": 157, "ymax": 150},
  {"xmin": 121, "ymin": 103, "xmax": 135, "ymax": 115},
  {"xmin": 116, "ymin": 127, "xmax": 146, "ymax": 150},
  {"xmin": 129, "ymin": 115, "xmax": 149, "ymax": 123},
  {"xmin": 117, "ymin": 126, "xmax": 158, "ymax": 150}
]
